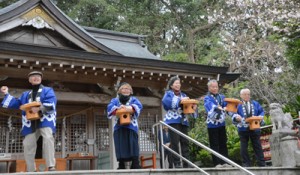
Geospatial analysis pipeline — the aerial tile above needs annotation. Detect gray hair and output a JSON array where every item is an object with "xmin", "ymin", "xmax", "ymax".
[
  {"xmin": 207, "ymin": 79, "xmax": 218, "ymax": 87},
  {"xmin": 240, "ymin": 88, "xmax": 251, "ymax": 95}
]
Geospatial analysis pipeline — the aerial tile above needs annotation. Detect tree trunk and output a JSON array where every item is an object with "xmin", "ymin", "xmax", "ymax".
[{"xmin": 187, "ymin": 29, "xmax": 195, "ymax": 63}]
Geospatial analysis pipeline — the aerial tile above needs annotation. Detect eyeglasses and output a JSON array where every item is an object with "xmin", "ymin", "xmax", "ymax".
[{"xmin": 120, "ymin": 88, "xmax": 131, "ymax": 91}]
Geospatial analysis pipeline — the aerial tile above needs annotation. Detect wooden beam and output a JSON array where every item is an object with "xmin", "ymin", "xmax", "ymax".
[
  {"xmin": 0, "ymin": 67, "xmax": 164, "ymax": 89},
  {"xmin": 4, "ymin": 88, "xmax": 161, "ymax": 107},
  {"xmin": 0, "ymin": 54, "xmax": 217, "ymax": 79},
  {"xmin": 0, "ymin": 66, "xmax": 113, "ymax": 85}
]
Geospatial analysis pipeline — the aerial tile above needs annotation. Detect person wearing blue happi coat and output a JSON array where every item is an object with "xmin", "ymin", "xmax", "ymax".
[
  {"xmin": 1, "ymin": 71, "xmax": 57, "ymax": 172},
  {"xmin": 204, "ymin": 79, "xmax": 229, "ymax": 167},
  {"xmin": 231, "ymin": 88, "xmax": 265, "ymax": 167},
  {"xmin": 107, "ymin": 82, "xmax": 143, "ymax": 169},
  {"xmin": 162, "ymin": 76, "xmax": 198, "ymax": 168}
]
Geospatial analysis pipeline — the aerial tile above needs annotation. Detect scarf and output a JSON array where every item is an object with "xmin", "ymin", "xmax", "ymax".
[{"xmin": 118, "ymin": 94, "xmax": 131, "ymax": 105}]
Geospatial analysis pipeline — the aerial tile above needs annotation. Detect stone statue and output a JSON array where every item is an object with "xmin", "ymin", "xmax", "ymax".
[
  {"xmin": 269, "ymin": 103, "xmax": 293, "ymax": 130},
  {"xmin": 269, "ymin": 103, "xmax": 299, "ymax": 167}
]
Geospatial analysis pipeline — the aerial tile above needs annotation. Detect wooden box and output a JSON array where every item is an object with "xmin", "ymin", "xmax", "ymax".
[
  {"xmin": 19, "ymin": 101, "xmax": 41, "ymax": 120},
  {"xmin": 116, "ymin": 107, "xmax": 133, "ymax": 125},
  {"xmin": 245, "ymin": 116, "xmax": 262, "ymax": 130},
  {"xmin": 180, "ymin": 99, "xmax": 199, "ymax": 114},
  {"xmin": 224, "ymin": 98, "xmax": 242, "ymax": 113}
]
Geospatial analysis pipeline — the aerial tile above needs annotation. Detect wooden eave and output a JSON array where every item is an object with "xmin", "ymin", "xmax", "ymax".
[
  {"xmin": 0, "ymin": 41, "xmax": 240, "ymax": 97},
  {"xmin": 0, "ymin": 41, "xmax": 228, "ymax": 74}
]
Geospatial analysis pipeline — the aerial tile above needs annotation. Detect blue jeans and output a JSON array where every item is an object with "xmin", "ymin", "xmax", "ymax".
[{"xmin": 239, "ymin": 130, "xmax": 265, "ymax": 167}]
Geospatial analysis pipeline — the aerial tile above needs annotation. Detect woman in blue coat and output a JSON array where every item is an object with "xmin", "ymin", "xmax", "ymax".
[
  {"xmin": 162, "ymin": 76, "xmax": 197, "ymax": 168},
  {"xmin": 107, "ymin": 82, "xmax": 143, "ymax": 169}
]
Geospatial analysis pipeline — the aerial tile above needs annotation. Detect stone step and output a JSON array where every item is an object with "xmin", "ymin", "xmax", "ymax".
[{"xmin": 7, "ymin": 167, "xmax": 300, "ymax": 175}]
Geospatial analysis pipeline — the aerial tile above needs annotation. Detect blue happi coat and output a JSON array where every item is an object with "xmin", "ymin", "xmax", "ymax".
[
  {"xmin": 1, "ymin": 86, "xmax": 57, "ymax": 136},
  {"xmin": 162, "ymin": 90, "xmax": 197, "ymax": 126},
  {"xmin": 204, "ymin": 93, "xmax": 227, "ymax": 128},
  {"xmin": 231, "ymin": 100, "xmax": 264, "ymax": 131},
  {"xmin": 107, "ymin": 96, "xmax": 143, "ymax": 133}
]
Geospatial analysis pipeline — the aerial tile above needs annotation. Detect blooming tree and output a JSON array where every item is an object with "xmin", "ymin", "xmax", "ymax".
[{"xmin": 206, "ymin": 0, "xmax": 300, "ymax": 105}]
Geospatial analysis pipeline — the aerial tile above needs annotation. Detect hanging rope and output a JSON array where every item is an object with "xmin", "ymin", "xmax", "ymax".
[
  {"xmin": 56, "ymin": 107, "xmax": 94, "ymax": 120},
  {"xmin": 0, "ymin": 111, "xmax": 20, "ymax": 118}
]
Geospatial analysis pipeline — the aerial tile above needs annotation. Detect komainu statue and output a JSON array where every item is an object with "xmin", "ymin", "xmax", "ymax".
[
  {"xmin": 269, "ymin": 103, "xmax": 293, "ymax": 130},
  {"xmin": 269, "ymin": 103, "xmax": 299, "ymax": 167}
]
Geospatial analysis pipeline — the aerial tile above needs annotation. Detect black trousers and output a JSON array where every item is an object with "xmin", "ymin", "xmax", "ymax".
[
  {"xmin": 169, "ymin": 123, "xmax": 189, "ymax": 168},
  {"xmin": 118, "ymin": 156, "xmax": 140, "ymax": 169},
  {"xmin": 239, "ymin": 130, "xmax": 265, "ymax": 167},
  {"xmin": 207, "ymin": 126, "xmax": 228, "ymax": 166}
]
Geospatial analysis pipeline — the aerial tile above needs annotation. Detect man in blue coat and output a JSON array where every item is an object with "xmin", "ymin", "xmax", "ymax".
[
  {"xmin": 231, "ymin": 88, "xmax": 265, "ymax": 167},
  {"xmin": 204, "ymin": 79, "xmax": 229, "ymax": 167},
  {"xmin": 1, "ymin": 71, "xmax": 57, "ymax": 172}
]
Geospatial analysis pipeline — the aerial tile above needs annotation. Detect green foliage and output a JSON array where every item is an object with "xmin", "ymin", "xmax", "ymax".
[
  {"xmin": 222, "ymin": 81, "xmax": 249, "ymax": 99},
  {"xmin": 107, "ymin": 0, "xmax": 169, "ymax": 56},
  {"xmin": 286, "ymin": 36, "xmax": 300, "ymax": 69},
  {"xmin": 67, "ymin": 0, "xmax": 119, "ymax": 29},
  {"xmin": 188, "ymin": 117, "xmax": 212, "ymax": 166},
  {"xmin": 197, "ymin": 96, "xmax": 207, "ymax": 119},
  {"xmin": 263, "ymin": 115, "xmax": 272, "ymax": 126},
  {"xmin": 196, "ymin": 149, "xmax": 213, "ymax": 167},
  {"xmin": 226, "ymin": 124, "xmax": 242, "ymax": 164},
  {"xmin": 189, "ymin": 117, "xmax": 209, "ymax": 146},
  {"xmin": 195, "ymin": 31, "xmax": 230, "ymax": 66},
  {"xmin": 228, "ymin": 141, "xmax": 241, "ymax": 164},
  {"xmin": 0, "ymin": 0, "xmax": 18, "ymax": 8},
  {"xmin": 162, "ymin": 53, "xmax": 189, "ymax": 63},
  {"xmin": 261, "ymin": 116, "xmax": 272, "ymax": 135},
  {"xmin": 272, "ymin": 69, "xmax": 300, "ymax": 111},
  {"xmin": 188, "ymin": 117, "xmax": 209, "ymax": 162},
  {"xmin": 55, "ymin": 0, "xmax": 80, "ymax": 14},
  {"xmin": 283, "ymin": 95, "xmax": 300, "ymax": 118},
  {"xmin": 188, "ymin": 115, "xmax": 244, "ymax": 167},
  {"xmin": 274, "ymin": 13, "xmax": 300, "ymax": 69}
]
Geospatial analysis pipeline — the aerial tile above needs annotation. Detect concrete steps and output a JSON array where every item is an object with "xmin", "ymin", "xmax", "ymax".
[{"xmin": 6, "ymin": 167, "xmax": 300, "ymax": 175}]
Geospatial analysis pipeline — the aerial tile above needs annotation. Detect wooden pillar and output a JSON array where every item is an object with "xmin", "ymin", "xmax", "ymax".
[
  {"xmin": 161, "ymin": 102, "xmax": 165, "ymax": 122},
  {"xmin": 5, "ymin": 129, "xmax": 9, "ymax": 153},
  {"xmin": 109, "ymin": 117, "xmax": 117, "ymax": 169},
  {"xmin": 160, "ymin": 102, "xmax": 166, "ymax": 169},
  {"xmin": 62, "ymin": 117, "xmax": 66, "ymax": 158},
  {"xmin": 87, "ymin": 108, "xmax": 94, "ymax": 155}
]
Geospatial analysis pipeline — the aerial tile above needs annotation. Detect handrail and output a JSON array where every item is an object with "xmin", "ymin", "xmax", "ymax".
[
  {"xmin": 162, "ymin": 144, "xmax": 209, "ymax": 175},
  {"xmin": 152, "ymin": 121, "xmax": 255, "ymax": 175},
  {"xmin": 261, "ymin": 118, "xmax": 299, "ymax": 129}
]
